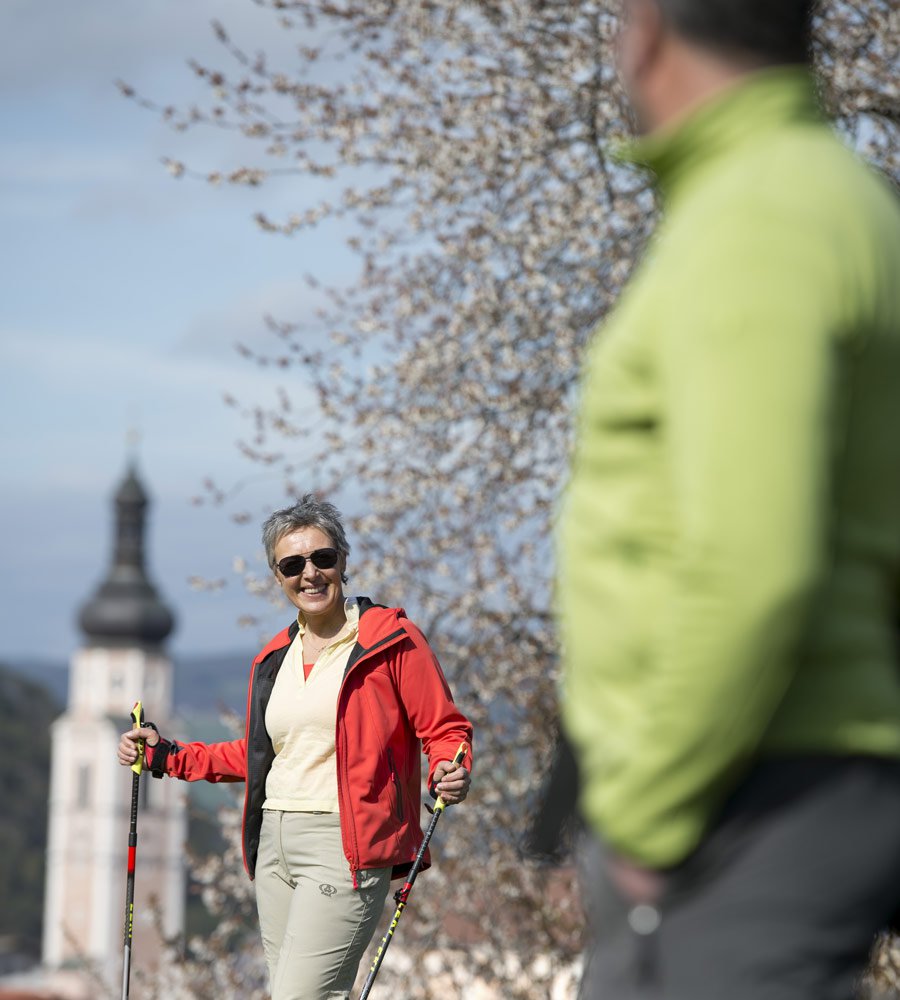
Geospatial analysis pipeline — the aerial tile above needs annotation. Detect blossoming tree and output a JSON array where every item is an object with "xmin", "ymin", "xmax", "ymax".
[{"xmin": 123, "ymin": 1, "xmax": 899, "ymax": 995}]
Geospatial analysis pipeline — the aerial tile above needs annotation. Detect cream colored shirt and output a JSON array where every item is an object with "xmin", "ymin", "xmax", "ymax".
[{"xmin": 263, "ymin": 598, "xmax": 359, "ymax": 812}]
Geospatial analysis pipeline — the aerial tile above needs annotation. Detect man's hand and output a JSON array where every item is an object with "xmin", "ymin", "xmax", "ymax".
[{"xmin": 608, "ymin": 853, "xmax": 668, "ymax": 905}]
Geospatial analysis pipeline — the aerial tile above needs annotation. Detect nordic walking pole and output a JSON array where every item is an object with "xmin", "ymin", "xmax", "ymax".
[
  {"xmin": 358, "ymin": 741, "xmax": 469, "ymax": 1000},
  {"xmin": 121, "ymin": 701, "xmax": 145, "ymax": 1000}
]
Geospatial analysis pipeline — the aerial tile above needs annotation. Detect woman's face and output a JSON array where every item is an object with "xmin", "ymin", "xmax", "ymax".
[{"xmin": 273, "ymin": 526, "xmax": 346, "ymax": 626}]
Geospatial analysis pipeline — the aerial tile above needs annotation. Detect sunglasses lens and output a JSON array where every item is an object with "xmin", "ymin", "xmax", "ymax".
[
  {"xmin": 278, "ymin": 556, "xmax": 306, "ymax": 577},
  {"xmin": 277, "ymin": 549, "xmax": 338, "ymax": 576},
  {"xmin": 310, "ymin": 549, "xmax": 339, "ymax": 569}
]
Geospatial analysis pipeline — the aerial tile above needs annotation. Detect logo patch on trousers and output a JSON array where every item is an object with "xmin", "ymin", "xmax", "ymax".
[{"xmin": 319, "ymin": 883, "xmax": 337, "ymax": 897}]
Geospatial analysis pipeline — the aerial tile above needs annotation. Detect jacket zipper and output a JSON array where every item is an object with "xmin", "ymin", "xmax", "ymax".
[
  {"xmin": 241, "ymin": 624, "xmax": 298, "ymax": 880},
  {"xmin": 387, "ymin": 747, "xmax": 404, "ymax": 821},
  {"xmin": 240, "ymin": 655, "xmax": 257, "ymax": 879},
  {"xmin": 335, "ymin": 626, "xmax": 409, "ymax": 882}
]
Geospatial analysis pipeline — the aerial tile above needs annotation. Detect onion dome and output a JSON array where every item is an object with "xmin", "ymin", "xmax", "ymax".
[{"xmin": 78, "ymin": 464, "xmax": 176, "ymax": 647}]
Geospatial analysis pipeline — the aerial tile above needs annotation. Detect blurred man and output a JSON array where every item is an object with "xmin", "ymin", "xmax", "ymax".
[{"xmin": 558, "ymin": 1, "xmax": 900, "ymax": 997}]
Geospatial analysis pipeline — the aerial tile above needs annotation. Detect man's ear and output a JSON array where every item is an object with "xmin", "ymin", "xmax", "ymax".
[{"xmin": 618, "ymin": 0, "xmax": 666, "ymax": 95}]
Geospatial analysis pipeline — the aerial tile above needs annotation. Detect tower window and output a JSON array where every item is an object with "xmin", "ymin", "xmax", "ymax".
[{"xmin": 76, "ymin": 764, "xmax": 91, "ymax": 809}]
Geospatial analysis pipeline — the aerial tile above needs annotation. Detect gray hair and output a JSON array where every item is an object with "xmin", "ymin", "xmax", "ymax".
[{"xmin": 262, "ymin": 494, "xmax": 351, "ymax": 580}]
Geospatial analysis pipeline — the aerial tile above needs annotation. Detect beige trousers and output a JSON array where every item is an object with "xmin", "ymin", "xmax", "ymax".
[{"xmin": 255, "ymin": 810, "xmax": 391, "ymax": 1000}]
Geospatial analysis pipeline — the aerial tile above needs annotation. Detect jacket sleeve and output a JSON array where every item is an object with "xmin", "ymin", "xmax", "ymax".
[
  {"xmin": 146, "ymin": 735, "xmax": 247, "ymax": 783},
  {"xmin": 393, "ymin": 620, "xmax": 474, "ymax": 785}
]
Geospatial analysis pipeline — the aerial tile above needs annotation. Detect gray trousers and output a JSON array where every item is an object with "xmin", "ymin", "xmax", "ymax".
[
  {"xmin": 579, "ymin": 757, "xmax": 900, "ymax": 1000},
  {"xmin": 256, "ymin": 810, "xmax": 391, "ymax": 1000}
]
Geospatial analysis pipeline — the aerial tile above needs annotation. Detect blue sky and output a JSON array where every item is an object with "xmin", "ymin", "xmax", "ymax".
[{"xmin": 1, "ymin": 1, "xmax": 356, "ymax": 662}]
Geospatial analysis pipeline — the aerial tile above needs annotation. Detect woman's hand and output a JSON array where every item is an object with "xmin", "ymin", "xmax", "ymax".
[
  {"xmin": 433, "ymin": 760, "xmax": 471, "ymax": 805},
  {"xmin": 117, "ymin": 726, "xmax": 159, "ymax": 767}
]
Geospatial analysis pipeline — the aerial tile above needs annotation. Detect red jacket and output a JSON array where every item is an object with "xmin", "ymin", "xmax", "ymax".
[{"xmin": 147, "ymin": 598, "xmax": 473, "ymax": 883}]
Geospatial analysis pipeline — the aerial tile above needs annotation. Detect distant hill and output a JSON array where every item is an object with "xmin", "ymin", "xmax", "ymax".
[
  {"xmin": 0, "ymin": 664, "xmax": 61, "ymax": 958},
  {"xmin": 5, "ymin": 660, "xmax": 67, "ymax": 708},
  {"xmin": 5, "ymin": 649, "xmax": 256, "ymax": 716},
  {"xmin": 172, "ymin": 649, "xmax": 255, "ymax": 713}
]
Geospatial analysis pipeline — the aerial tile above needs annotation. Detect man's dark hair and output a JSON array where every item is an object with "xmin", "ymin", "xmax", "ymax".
[{"xmin": 657, "ymin": 0, "xmax": 816, "ymax": 66}]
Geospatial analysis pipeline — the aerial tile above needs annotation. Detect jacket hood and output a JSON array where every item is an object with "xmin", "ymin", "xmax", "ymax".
[{"xmin": 356, "ymin": 597, "xmax": 408, "ymax": 648}]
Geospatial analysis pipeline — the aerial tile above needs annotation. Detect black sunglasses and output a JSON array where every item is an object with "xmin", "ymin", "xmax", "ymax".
[{"xmin": 276, "ymin": 548, "xmax": 339, "ymax": 577}]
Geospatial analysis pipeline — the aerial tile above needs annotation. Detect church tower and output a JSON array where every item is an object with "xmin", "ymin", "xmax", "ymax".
[{"xmin": 42, "ymin": 464, "xmax": 187, "ymax": 986}]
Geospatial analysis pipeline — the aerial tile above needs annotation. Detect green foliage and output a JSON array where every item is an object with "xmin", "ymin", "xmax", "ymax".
[{"xmin": 0, "ymin": 664, "xmax": 61, "ymax": 957}]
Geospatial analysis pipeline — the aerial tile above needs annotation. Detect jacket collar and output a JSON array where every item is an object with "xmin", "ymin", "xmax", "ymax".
[
  {"xmin": 262, "ymin": 596, "xmax": 408, "ymax": 658},
  {"xmin": 621, "ymin": 66, "xmax": 821, "ymax": 203}
]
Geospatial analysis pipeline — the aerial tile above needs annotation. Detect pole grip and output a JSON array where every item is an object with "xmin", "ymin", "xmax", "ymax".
[
  {"xmin": 433, "ymin": 741, "xmax": 469, "ymax": 812},
  {"xmin": 130, "ymin": 701, "xmax": 145, "ymax": 776}
]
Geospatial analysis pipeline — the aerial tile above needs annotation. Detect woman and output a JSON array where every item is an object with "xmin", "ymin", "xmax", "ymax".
[{"xmin": 118, "ymin": 495, "xmax": 473, "ymax": 1000}]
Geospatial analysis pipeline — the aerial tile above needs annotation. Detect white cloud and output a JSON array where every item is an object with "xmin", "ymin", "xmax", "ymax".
[
  {"xmin": 1, "ymin": 0, "xmax": 296, "ymax": 98},
  {"xmin": 0, "ymin": 146, "xmax": 133, "ymax": 187},
  {"xmin": 1, "ymin": 322, "xmax": 295, "ymax": 398},
  {"xmin": 0, "ymin": 318, "xmax": 317, "ymax": 498},
  {"xmin": 173, "ymin": 274, "xmax": 331, "ymax": 356}
]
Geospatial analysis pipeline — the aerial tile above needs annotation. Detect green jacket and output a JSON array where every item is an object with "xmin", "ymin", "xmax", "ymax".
[{"xmin": 559, "ymin": 67, "xmax": 900, "ymax": 868}]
